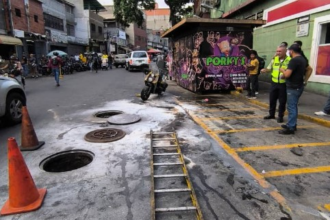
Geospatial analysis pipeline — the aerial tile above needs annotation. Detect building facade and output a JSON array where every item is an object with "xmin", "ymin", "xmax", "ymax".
[
  {"xmin": 9, "ymin": 0, "xmax": 46, "ymax": 59},
  {"xmin": 201, "ymin": 0, "xmax": 330, "ymax": 95},
  {"xmin": 126, "ymin": 22, "xmax": 147, "ymax": 50}
]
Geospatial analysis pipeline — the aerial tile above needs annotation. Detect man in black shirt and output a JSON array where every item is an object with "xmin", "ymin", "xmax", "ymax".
[{"xmin": 278, "ymin": 44, "xmax": 307, "ymax": 134}]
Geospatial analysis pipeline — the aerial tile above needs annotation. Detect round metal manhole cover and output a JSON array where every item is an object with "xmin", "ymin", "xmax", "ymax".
[
  {"xmin": 107, "ymin": 114, "xmax": 141, "ymax": 125},
  {"xmin": 94, "ymin": 110, "xmax": 123, "ymax": 118},
  {"xmin": 84, "ymin": 128, "xmax": 126, "ymax": 143},
  {"xmin": 40, "ymin": 150, "xmax": 94, "ymax": 173}
]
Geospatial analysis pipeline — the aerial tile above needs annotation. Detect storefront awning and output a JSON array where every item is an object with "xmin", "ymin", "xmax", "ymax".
[{"xmin": 0, "ymin": 35, "xmax": 23, "ymax": 46}]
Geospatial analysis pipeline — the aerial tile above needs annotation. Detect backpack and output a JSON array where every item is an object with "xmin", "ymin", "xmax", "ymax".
[
  {"xmin": 257, "ymin": 56, "xmax": 265, "ymax": 74},
  {"xmin": 52, "ymin": 57, "xmax": 59, "ymax": 65}
]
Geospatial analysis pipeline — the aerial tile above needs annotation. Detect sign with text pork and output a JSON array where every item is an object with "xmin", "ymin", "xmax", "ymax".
[{"xmin": 172, "ymin": 31, "xmax": 251, "ymax": 92}]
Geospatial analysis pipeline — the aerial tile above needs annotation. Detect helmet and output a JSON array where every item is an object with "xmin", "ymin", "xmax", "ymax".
[
  {"xmin": 10, "ymin": 55, "xmax": 17, "ymax": 60},
  {"xmin": 53, "ymin": 52, "xmax": 59, "ymax": 56}
]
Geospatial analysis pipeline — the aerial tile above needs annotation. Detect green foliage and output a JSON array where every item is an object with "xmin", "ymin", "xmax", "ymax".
[
  {"xmin": 165, "ymin": 0, "xmax": 193, "ymax": 25},
  {"xmin": 113, "ymin": 0, "xmax": 156, "ymax": 27}
]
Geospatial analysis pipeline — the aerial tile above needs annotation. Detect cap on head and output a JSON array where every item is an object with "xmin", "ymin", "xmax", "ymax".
[{"xmin": 288, "ymin": 44, "xmax": 302, "ymax": 53}]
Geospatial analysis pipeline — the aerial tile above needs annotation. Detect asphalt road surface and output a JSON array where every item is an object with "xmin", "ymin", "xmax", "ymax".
[{"xmin": 0, "ymin": 67, "xmax": 329, "ymax": 220}]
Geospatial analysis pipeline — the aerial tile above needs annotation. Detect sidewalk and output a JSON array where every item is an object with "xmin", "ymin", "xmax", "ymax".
[{"xmin": 234, "ymin": 81, "xmax": 330, "ymax": 127}]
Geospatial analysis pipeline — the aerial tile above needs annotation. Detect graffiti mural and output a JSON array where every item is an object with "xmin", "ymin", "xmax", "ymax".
[{"xmin": 170, "ymin": 30, "xmax": 252, "ymax": 92}]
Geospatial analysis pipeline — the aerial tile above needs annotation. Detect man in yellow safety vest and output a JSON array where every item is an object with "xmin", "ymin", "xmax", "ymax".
[{"xmin": 261, "ymin": 46, "xmax": 291, "ymax": 123}]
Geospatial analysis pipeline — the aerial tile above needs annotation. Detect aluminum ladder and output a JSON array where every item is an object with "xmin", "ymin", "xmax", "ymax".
[{"xmin": 150, "ymin": 130, "xmax": 203, "ymax": 220}]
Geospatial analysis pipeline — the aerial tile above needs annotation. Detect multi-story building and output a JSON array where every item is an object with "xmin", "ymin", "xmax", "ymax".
[
  {"xmin": 201, "ymin": 0, "xmax": 330, "ymax": 95},
  {"xmin": 145, "ymin": 3, "xmax": 170, "ymax": 52},
  {"xmin": 0, "ymin": 1, "xmax": 6, "ymax": 35},
  {"xmin": 99, "ymin": 5, "xmax": 129, "ymax": 54},
  {"xmin": 4, "ymin": 0, "xmax": 46, "ymax": 59},
  {"xmin": 125, "ymin": 22, "xmax": 147, "ymax": 50},
  {"xmin": 67, "ymin": 0, "xmax": 105, "ymax": 53}
]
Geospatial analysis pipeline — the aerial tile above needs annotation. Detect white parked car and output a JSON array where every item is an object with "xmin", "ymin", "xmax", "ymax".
[
  {"xmin": 0, "ymin": 76, "xmax": 26, "ymax": 125},
  {"xmin": 125, "ymin": 51, "xmax": 150, "ymax": 72}
]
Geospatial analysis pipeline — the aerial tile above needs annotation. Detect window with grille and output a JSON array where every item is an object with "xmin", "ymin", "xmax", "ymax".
[
  {"xmin": 15, "ymin": 8, "xmax": 21, "ymax": 17},
  {"xmin": 67, "ymin": 24, "xmax": 75, "ymax": 36},
  {"xmin": 44, "ymin": 13, "xmax": 64, "ymax": 31}
]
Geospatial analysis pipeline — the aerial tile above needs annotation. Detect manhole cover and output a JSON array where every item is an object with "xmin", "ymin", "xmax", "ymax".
[
  {"xmin": 84, "ymin": 128, "xmax": 126, "ymax": 143},
  {"xmin": 107, "ymin": 114, "xmax": 141, "ymax": 125},
  {"xmin": 94, "ymin": 110, "xmax": 123, "ymax": 118},
  {"xmin": 40, "ymin": 150, "xmax": 94, "ymax": 173}
]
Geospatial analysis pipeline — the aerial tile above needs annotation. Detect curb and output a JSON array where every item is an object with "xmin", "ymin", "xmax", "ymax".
[{"xmin": 230, "ymin": 91, "xmax": 330, "ymax": 128}]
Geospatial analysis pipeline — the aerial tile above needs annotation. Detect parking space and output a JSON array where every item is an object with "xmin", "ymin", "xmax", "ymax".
[{"xmin": 177, "ymin": 96, "xmax": 330, "ymax": 217}]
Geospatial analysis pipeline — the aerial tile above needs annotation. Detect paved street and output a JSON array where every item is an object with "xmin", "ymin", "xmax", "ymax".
[{"xmin": 0, "ymin": 67, "xmax": 330, "ymax": 220}]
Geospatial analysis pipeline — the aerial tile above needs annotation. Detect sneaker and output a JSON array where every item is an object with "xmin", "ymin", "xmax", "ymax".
[
  {"xmin": 56, "ymin": 83, "xmax": 60, "ymax": 87},
  {"xmin": 248, "ymin": 96, "xmax": 256, "ymax": 100},
  {"xmin": 255, "ymin": 92, "xmax": 259, "ymax": 95},
  {"xmin": 264, "ymin": 115, "xmax": 275, "ymax": 120},
  {"xmin": 281, "ymin": 124, "xmax": 297, "ymax": 131},
  {"xmin": 279, "ymin": 129, "xmax": 294, "ymax": 135},
  {"xmin": 314, "ymin": 111, "xmax": 329, "ymax": 116}
]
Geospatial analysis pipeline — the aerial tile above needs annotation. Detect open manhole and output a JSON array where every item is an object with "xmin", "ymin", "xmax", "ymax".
[
  {"xmin": 84, "ymin": 128, "xmax": 126, "ymax": 143},
  {"xmin": 40, "ymin": 150, "xmax": 94, "ymax": 173},
  {"xmin": 107, "ymin": 114, "xmax": 141, "ymax": 125},
  {"xmin": 94, "ymin": 110, "xmax": 123, "ymax": 118}
]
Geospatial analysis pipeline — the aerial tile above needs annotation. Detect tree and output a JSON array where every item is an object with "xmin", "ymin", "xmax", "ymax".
[
  {"xmin": 165, "ymin": 0, "xmax": 193, "ymax": 25},
  {"xmin": 113, "ymin": 0, "xmax": 156, "ymax": 27}
]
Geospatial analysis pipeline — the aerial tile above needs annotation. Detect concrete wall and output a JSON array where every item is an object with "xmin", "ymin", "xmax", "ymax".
[
  {"xmin": 42, "ymin": 0, "xmax": 66, "ymax": 33},
  {"xmin": 89, "ymin": 11, "xmax": 104, "ymax": 40},
  {"xmin": 253, "ymin": 10, "xmax": 330, "ymax": 96},
  {"xmin": 66, "ymin": 0, "xmax": 89, "ymax": 43},
  {"xmin": 146, "ymin": 15, "xmax": 171, "ymax": 31},
  {"xmin": 125, "ymin": 24, "xmax": 135, "ymax": 46}
]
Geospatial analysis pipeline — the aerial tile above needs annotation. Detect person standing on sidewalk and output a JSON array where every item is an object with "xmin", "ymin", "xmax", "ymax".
[
  {"xmin": 48, "ymin": 52, "xmax": 62, "ymax": 87},
  {"xmin": 255, "ymin": 51, "xmax": 265, "ymax": 95},
  {"xmin": 261, "ymin": 46, "xmax": 291, "ymax": 123},
  {"xmin": 29, "ymin": 54, "xmax": 38, "ymax": 78},
  {"xmin": 278, "ymin": 44, "xmax": 307, "ymax": 134},
  {"xmin": 246, "ymin": 50, "xmax": 259, "ymax": 99},
  {"xmin": 21, "ymin": 53, "xmax": 28, "ymax": 77},
  {"xmin": 315, "ymin": 93, "xmax": 330, "ymax": 116}
]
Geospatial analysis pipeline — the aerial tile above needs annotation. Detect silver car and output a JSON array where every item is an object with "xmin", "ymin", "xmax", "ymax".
[{"xmin": 0, "ymin": 76, "xmax": 26, "ymax": 125}]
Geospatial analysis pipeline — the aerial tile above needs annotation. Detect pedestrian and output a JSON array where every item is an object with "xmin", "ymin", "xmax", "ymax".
[
  {"xmin": 48, "ymin": 52, "xmax": 62, "ymax": 87},
  {"xmin": 261, "ymin": 46, "xmax": 291, "ymax": 123},
  {"xmin": 29, "ymin": 54, "xmax": 38, "ymax": 78},
  {"xmin": 293, "ymin": 40, "xmax": 313, "ymax": 86},
  {"xmin": 21, "ymin": 52, "xmax": 28, "ymax": 77},
  {"xmin": 278, "ymin": 44, "xmax": 307, "ymax": 134},
  {"xmin": 314, "ymin": 93, "xmax": 330, "ymax": 116},
  {"xmin": 246, "ymin": 50, "xmax": 259, "ymax": 99},
  {"xmin": 254, "ymin": 51, "xmax": 265, "ymax": 95},
  {"xmin": 92, "ymin": 52, "xmax": 99, "ymax": 73},
  {"xmin": 108, "ymin": 53, "xmax": 113, "ymax": 69}
]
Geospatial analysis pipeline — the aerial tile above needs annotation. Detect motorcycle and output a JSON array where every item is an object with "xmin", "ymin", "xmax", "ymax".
[
  {"xmin": 140, "ymin": 68, "xmax": 168, "ymax": 101},
  {"xmin": 0, "ymin": 64, "xmax": 25, "ymax": 88}
]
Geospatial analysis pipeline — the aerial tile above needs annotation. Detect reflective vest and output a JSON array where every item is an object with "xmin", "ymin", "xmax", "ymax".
[{"xmin": 271, "ymin": 56, "xmax": 291, "ymax": 83}]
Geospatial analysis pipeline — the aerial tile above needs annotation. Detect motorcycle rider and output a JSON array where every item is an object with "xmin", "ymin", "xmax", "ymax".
[{"xmin": 0, "ymin": 55, "xmax": 25, "ymax": 87}]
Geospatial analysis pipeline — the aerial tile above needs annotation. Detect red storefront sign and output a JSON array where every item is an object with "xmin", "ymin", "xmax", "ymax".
[{"xmin": 267, "ymin": 0, "xmax": 330, "ymax": 23}]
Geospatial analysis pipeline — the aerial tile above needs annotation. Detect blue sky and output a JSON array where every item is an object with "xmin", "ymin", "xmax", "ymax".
[{"xmin": 98, "ymin": 0, "xmax": 169, "ymax": 8}]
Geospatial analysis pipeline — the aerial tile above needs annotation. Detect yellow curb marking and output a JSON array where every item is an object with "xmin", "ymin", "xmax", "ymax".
[
  {"xmin": 214, "ymin": 125, "xmax": 317, "ymax": 134},
  {"xmin": 262, "ymin": 166, "xmax": 330, "ymax": 178},
  {"xmin": 176, "ymin": 99, "xmax": 291, "ymax": 213},
  {"xmin": 196, "ymin": 107, "xmax": 258, "ymax": 112},
  {"xmin": 199, "ymin": 115, "xmax": 264, "ymax": 120},
  {"xmin": 235, "ymin": 142, "xmax": 330, "ymax": 152}
]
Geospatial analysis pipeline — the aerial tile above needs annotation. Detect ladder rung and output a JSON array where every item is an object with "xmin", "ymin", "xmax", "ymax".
[
  {"xmin": 154, "ymin": 174, "xmax": 186, "ymax": 178},
  {"xmin": 155, "ymin": 188, "xmax": 191, "ymax": 193},
  {"xmin": 152, "ymin": 138, "xmax": 175, "ymax": 140},
  {"xmin": 153, "ymin": 153, "xmax": 179, "ymax": 156},
  {"xmin": 154, "ymin": 162, "xmax": 182, "ymax": 166},
  {"xmin": 153, "ymin": 145, "xmax": 177, "ymax": 148},
  {"xmin": 155, "ymin": 206, "xmax": 197, "ymax": 212}
]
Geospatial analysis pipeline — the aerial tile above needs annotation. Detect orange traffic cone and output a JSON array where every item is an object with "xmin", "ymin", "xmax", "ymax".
[
  {"xmin": 1, "ymin": 137, "xmax": 47, "ymax": 216},
  {"xmin": 20, "ymin": 106, "xmax": 45, "ymax": 151}
]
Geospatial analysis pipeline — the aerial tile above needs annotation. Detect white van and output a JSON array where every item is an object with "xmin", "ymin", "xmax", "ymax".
[{"xmin": 125, "ymin": 51, "xmax": 150, "ymax": 72}]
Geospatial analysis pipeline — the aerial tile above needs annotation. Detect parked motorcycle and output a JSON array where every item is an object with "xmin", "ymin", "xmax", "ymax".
[{"xmin": 140, "ymin": 68, "xmax": 168, "ymax": 101}]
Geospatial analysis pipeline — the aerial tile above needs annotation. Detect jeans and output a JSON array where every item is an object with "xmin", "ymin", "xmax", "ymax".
[
  {"xmin": 247, "ymin": 75, "xmax": 258, "ymax": 97},
  {"xmin": 52, "ymin": 68, "xmax": 60, "ymax": 84},
  {"xmin": 22, "ymin": 64, "xmax": 28, "ymax": 76},
  {"xmin": 286, "ymin": 87, "xmax": 304, "ymax": 130},
  {"xmin": 323, "ymin": 91, "xmax": 330, "ymax": 114},
  {"xmin": 108, "ymin": 62, "xmax": 112, "ymax": 69}
]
